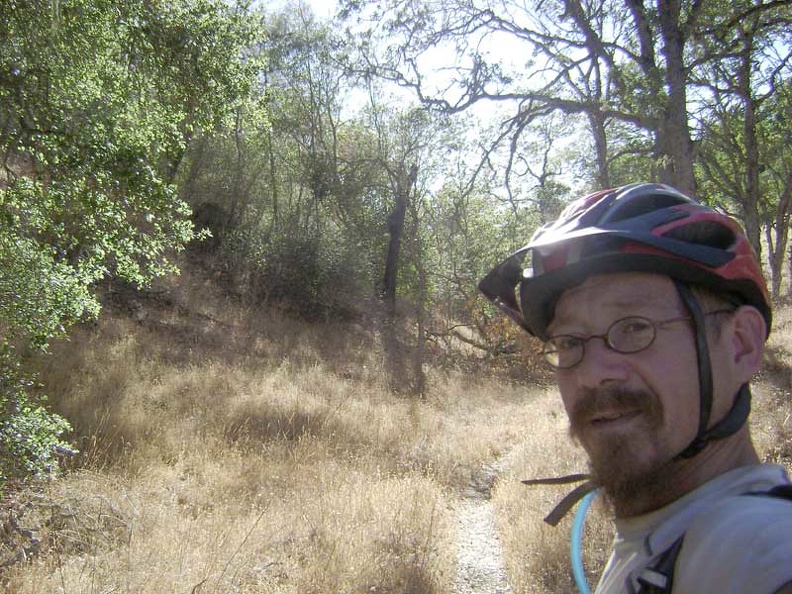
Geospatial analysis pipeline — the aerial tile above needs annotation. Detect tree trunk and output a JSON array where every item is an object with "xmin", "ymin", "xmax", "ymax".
[
  {"xmin": 775, "ymin": 177, "xmax": 792, "ymax": 299},
  {"xmin": 788, "ymin": 239, "xmax": 792, "ymax": 299},
  {"xmin": 739, "ymin": 25, "xmax": 763, "ymax": 257},
  {"xmin": 657, "ymin": 0, "xmax": 696, "ymax": 195},
  {"xmin": 381, "ymin": 163, "xmax": 417, "ymax": 307},
  {"xmin": 588, "ymin": 112, "xmax": 610, "ymax": 189},
  {"xmin": 412, "ymin": 222, "xmax": 428, "ymax": 398},
  {"xmin": 766, "ymin": 226, "xmax": 781, "ymax": 301}
]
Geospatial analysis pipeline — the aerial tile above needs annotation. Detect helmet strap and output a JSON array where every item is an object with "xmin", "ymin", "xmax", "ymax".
[
  {"xmin": 674, "ymin": 282, "xmax": 752, "ymax": 458},
  {"xmin": 674, "ymin": 282, "xmax": 714, "ymax": 458},
  {"xmin": 699, "ymin": 383, "xmax": 752, "ymax": 441}
]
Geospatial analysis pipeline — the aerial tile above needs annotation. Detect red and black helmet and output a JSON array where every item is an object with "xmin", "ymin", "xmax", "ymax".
[{"xmin": 479, "ymin": 182, "xmax": 771, "ymax": 340}]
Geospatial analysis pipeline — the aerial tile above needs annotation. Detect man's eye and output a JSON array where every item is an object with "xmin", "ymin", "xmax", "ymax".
[
  {"xmin": 617, "ymin": 318, "xmax": 653, "ymax": 334},
  {"xmin": 552, "ymin": 336, "xmax": 581, "ymax": 351}
]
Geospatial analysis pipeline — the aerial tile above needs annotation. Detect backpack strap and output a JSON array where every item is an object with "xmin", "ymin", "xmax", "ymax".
[
  {"xmin": 634, "ymin": 484, "xmax": 792, "ymax": 594},
  {"xmin": 636, "ymin": 536, "xmax": 685, "ymax": 594},
  {"xmin": 747, "ymin": 484, "xmax": 792, "ymax": 501}
]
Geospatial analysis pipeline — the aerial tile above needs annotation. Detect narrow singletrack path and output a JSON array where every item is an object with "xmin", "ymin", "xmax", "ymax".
[
  {"xmin": 452, "ymin": 497, "xmax": 512, "ymax": 594},
  {"xmin": 451, "ymin": 460, "xmax": 513, "ymax": 594}
]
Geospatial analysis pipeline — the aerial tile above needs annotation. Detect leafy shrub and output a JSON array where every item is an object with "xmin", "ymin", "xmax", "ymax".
[
  {"xmin": 0, "ymin": 345, "xmax": 72, "ymax": 486},
  {"xmin": 224, "ymin": 224, "xmax": 373, "ymax": 322}
]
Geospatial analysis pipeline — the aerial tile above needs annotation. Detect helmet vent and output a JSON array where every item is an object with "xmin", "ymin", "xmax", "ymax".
[
  {"xmin": 662, "ymin": 221, "xmax": 735, "ymax": 249},
  {"xmin": 604, "ymin": 193, "xmax": 689, "ymax": 223}
]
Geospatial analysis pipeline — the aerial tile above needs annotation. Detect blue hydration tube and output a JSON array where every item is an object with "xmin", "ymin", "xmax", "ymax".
[{"xmin": 571, "ymin": 489, "xmax": 600, "ymax": 594}]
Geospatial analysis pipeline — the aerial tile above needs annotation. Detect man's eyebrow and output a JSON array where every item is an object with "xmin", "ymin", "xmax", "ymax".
[{"xmin": 550, "ymin": 294, "xmax": 673, "ymax": 331}]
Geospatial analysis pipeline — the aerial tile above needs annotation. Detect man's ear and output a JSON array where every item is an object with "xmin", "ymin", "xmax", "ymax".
[{"xmin": 729, "ymin": 305, "xmax": 766, "ymax": 381}]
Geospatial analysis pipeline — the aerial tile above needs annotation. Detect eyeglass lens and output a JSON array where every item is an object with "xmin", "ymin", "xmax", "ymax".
[{"xmin": 543, "ymin": 316, "xmax": 661, "ymax": 369}]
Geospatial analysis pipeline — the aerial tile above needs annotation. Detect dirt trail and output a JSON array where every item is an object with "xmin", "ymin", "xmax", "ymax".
[{"xmin": 451, "ymin": 461, "xmax": 513, "ymax": 594}]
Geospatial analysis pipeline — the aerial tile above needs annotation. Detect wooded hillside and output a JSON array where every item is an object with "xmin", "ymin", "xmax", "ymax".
[{"xmin": 1, "ymin": 0, "xmax": 791, "ymax": 489}]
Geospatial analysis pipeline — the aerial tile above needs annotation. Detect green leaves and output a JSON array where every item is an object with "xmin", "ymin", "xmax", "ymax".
[
  {"xmin": 0, "ymin": 0, "xmax": 259, "ymax": 488},
  {"xmin": 0, "ymin": 0, "xmax": 258, "ymax": 339},
  {"xmin": 0, "ymin": 344, "xmax": 73, "ymax": 484}
]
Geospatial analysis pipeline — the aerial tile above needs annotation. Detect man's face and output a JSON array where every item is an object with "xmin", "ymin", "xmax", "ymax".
[{"xmin": 547, "ymin": 272, "xmax": 705, "ymax": 498}]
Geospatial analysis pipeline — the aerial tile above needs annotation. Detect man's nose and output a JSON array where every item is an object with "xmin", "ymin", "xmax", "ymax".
[{"xmin": 572, "ymin": 336, "xmax": 630, "ymax": 388}]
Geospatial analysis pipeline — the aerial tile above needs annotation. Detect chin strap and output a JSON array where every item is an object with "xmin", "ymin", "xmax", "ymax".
[
  {"xmin": 522, "ymin": 384, "xmax": 752, "ymax": 526},
  {"xmin": 691, "ymin": 383, "xmax": 752, "ymax": 444}
]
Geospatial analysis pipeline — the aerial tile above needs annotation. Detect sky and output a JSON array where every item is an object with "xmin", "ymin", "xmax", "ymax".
[
  {"xmin": 264, "ymin": 0, "xmax": 339, "ymax": 20},
  {"xmin": 305, "ymin": 0, "xmax": 337, "ymax": 19}
]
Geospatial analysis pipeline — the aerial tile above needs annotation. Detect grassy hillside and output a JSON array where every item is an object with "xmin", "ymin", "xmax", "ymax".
[{"xmin": 1, "ymin": 260, "xmax": 790, "ymax": 593}]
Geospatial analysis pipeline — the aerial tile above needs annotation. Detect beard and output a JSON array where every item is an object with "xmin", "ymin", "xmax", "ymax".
[{"xmin": 568, "ymin": 386, "xmax": 673, "ymax": 505}]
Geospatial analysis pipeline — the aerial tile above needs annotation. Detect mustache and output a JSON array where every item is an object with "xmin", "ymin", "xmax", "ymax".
[{"xmin": 569, "ymin": 386, "xmax": 660, "ymax": 434}]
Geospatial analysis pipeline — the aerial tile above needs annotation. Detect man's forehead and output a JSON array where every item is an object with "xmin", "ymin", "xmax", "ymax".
[{"xmin": 554, "ymin": 272, "xmax": 677, "ymax": 312}]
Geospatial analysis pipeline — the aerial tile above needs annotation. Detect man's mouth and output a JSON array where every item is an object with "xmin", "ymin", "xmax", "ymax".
[
  {"xmin": 588, "ymin": 409, "xmax": 641, "ymax": 427},
  {"xmin": 569, "ymin": 387, "xmax": 660, "ymax": 439}
]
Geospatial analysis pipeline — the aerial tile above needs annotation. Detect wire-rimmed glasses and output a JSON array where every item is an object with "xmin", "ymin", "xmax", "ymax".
[{"xmin": 542, "ymin": 311, "xmax": 733, "ymax": 369}]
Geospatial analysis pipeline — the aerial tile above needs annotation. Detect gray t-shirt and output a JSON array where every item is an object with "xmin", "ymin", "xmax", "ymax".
[{"xmin": 595, "ymin": 464, "xmax": 792, "ymax": 594}]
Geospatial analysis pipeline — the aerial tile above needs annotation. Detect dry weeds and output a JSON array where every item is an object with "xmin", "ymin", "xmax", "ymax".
[{"xmin": 1, "ymin": 284, "xmax": 536, "ymax": 592}]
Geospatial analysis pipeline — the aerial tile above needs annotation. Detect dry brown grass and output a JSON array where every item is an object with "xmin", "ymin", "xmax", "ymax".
[
  {"xmin": 752, "ymin": 300, "xmax": 792, "ymax": 466},
  {"xmin": 1, "ymin": 281, "xmax": 537, "ymax": 593},
  {"xmin": 2, "ymin": 266, "xmax": 790, "ymax": 593}
]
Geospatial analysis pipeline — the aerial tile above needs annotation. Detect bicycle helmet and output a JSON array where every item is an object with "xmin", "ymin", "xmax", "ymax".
[{"xmin": 479, "ymin": 182, "xmax": 771, "ymax": 458}]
